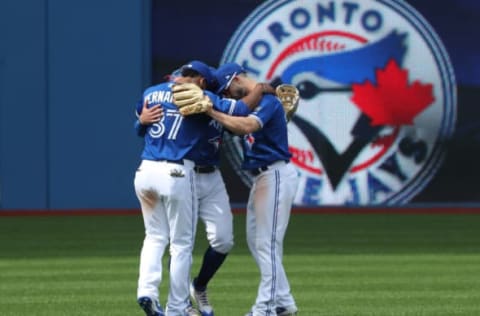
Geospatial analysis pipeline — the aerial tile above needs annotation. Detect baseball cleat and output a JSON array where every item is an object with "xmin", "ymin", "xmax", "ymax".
[
  {"xmin": 190, "ymin": 282, "xmax": 214, "ymax": 316},
  {"xmin": 137, "ymin": 296, "xmax": 165, "ymax": 316},
  {"xmin": 276, "ymin": 305, "xmax": 298, "ymax": 316}
]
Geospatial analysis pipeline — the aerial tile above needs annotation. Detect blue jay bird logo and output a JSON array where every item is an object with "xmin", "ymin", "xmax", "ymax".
[
  {"xmin": 267, "ymin": 30, "xmax": 433, "ymax": 189},
  {"xmin": 221, "ymin": 0, "xmax": 456, "ymax": 205}
]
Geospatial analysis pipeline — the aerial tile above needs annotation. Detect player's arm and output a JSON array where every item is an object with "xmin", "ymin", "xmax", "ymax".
[
  {"xmin": 239, "ymin": 83, "xmax": 275, "ymax": 110},
  {"xmin": 206, "ymin": 107, "xmax": 260, "ymax": 135},
  {"xmin": 216, "ymin": 83, "xmax": 275, "ymax": 116},
  {"xmin": 134, "ymin": 99, "xmax": 163, "ymax": 136}
]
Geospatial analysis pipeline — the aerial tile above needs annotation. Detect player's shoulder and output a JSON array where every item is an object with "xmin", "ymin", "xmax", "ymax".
[
  {"xmin": 259, "ymin": 93, "xmax": 282, "ymax": 110},
  {"xmin": 262, "ymin": 93, "xmax": 280, "ymax": 102}
]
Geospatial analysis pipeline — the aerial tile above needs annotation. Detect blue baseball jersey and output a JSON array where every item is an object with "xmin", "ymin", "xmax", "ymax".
[
  {"xmin": 241, "ymin": 94, "xmax": 292, "ymax": 169},
  {"xmin": 136, "ymin": 82, "xmax": 209, "ymax": 162},
  {"xmin": 135, "ymin": 88, "xmax": 251, "ymax": 166},
  {"xmin": 190, "ymin": 91, "xmax": 251, "ymax": 166}
]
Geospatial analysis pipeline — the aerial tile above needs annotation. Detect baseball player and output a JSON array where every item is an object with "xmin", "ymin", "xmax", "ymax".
[
  {"xmin": 134, "ymin": 60, "xmax": 217, "ymax": 316},
  {"xmin": 205, "ymin": 63, "xmax": 300, "ymax": 316},
  {"xmin": 138, "ymin": 67, "xmax": 275, "ymax": 316},
  {"xmin": 186, "ymin": 84, "xmax": 276, "ymax": 316}
]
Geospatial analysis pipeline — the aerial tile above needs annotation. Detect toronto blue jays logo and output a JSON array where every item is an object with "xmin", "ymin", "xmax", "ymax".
[{"xmin": 221, "ymin": 0, "xmax": 456, "ymax": 205}]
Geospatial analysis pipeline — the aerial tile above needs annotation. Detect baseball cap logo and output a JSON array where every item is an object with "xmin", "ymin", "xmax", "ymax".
[
  {"xmin": 215, "ymin": 63, "xmax": 246, "ymax": 94},
  {"xmin": 220, "ymin": 0, "xmax": 456, "ymax": 205}
]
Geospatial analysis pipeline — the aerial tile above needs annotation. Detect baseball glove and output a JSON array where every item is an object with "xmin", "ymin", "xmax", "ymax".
[
  {"xmin": 172, "ymin": 83, "xmax": 213, "ymax": 116},
  {"xmin": 276, "ymin": 84, "xmax": 300, "ymax": 121}
]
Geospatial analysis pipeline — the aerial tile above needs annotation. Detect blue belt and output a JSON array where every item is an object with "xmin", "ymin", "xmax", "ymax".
[
  {"xmin": 194, "ymin": 165, "xmax": 216, "ymax": 173},
  {"xmin": 155, "ymin": 159, "xmax": 184, "ymax": 165},
  {"xmin": 250, "ymin": 160, "xmax": 289, "ymax": 176},
  {"xmin": 251, "ymin": 165, "xmax": 269, "ymax": 176}
]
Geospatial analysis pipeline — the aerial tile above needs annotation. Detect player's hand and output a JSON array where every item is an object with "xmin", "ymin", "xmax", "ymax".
[{"xmin": 139, "ymin": 100, "xmax": 163, "ymax": 125}]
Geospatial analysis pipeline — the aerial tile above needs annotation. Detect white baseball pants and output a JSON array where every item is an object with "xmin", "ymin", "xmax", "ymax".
[
  {"xmin": 134, "ymin": 159, "xmax": 197, "ymax": 316},
  {"xmin": 246, "ymin": 161, "xmax": 299, "ymax": 316}
]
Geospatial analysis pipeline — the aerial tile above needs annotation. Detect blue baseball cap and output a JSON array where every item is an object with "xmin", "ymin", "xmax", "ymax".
[
  {"xmin": 208, "ymin": 66, "xmax": 219, "ymax": 92},
  {"xmin": 214, "ymin": 62, "xmax": 246, "ymax": 94},
  {"xmin": 181, "ymin": 60, "xmax": 216, "ymax": 89}
]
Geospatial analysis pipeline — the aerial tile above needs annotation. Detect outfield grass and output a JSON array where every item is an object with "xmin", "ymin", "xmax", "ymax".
[{"xmin": 1, "ymin": 213, "xmax": 480, "ymax": 315}]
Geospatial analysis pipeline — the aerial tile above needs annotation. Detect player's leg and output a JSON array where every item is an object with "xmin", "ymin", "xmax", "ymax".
[
  {"xmin": 192, "ymin": 170, "xmax": 233, "ymax": 316},
  {"xmin": 247, "ymin": 165, "xmax": 299, "ymax": 316},
  {"xmin": 165, "ymin": 168, "xmax": 198, "ymax": 316},
  {"xmin": 134, "ymin": 161, "xmax": 170, "ymax": 315},
  {"xmin": 136, "ymin": 199, "xmax": 169, "ymax": 299},
  {"xmin": 246, "ymin": 185, "xmax": 259, "ymax": 265},
  {"xmin": 245, "ymin": 184, "xmax": 261, "ymax": 315},
  {"xmin": 195, "ymin": 171, "xmax": 234, "ymax": 286},
  {"xmin": 246, "ymin": 171, "xmax": 278, "ymax": 315},
  {"xmin": 272, "ymin": 164, "xmax": 299, "ymax": 315}
]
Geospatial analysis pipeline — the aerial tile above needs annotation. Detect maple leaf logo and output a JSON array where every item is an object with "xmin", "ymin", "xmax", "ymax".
[
  {"xmin": 244, "ymin": 134, "xmax": 255, "ymax": 149},
  {"xmin": 351, "ymin": 59, "xmax": 435, "ymax": 126}
]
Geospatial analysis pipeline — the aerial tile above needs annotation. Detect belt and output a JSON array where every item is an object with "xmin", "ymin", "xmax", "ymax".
[
  {"xmin": 194, "ymin": 165, "xmax": 216, "ymax": 173},
  {"xmin": 250, "ymin": 160, "xmax": 289, "ymax": 176},
  {"xmin": 142, "ymin": 159, "xmax": 194, "ymax": 169},
  {"xmin": 251, "ymin": 166, "xmax": 269, "ymax": 176},
  {"xmin": 155, "ymin": 159, "xmax": 184, "ymax": 165}
]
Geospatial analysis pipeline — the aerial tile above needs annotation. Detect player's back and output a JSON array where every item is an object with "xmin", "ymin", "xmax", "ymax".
[{"xmin": 139, "ymin": 82, "xmax": 207, "ymax": 162}]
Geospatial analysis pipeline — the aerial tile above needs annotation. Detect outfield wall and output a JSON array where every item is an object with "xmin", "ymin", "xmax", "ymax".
[
  {"xmin": 1, "ymin": 0, "xmax": 479, "ymax": 210},
  {"xmin": 0, "ymin": 0, "xmax": 150, "ymax": 209}
]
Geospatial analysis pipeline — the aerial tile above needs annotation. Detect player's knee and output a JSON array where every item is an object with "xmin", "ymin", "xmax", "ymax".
[
  {"xmin": 144, "ymin": 233, "xmax": 168, "ymax": 246},
  {"xmin": 170, "ymin": 241, "xmax": 194, "ymax": 254},
  {"xmin": 210, "ymin": 235, "xmax": 234, "ymax": 254}
]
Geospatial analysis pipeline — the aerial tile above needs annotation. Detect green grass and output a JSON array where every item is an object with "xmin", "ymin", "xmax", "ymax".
[{"xmin": 1, "ymin": 213, "xmax": 480, "ymax": 315}]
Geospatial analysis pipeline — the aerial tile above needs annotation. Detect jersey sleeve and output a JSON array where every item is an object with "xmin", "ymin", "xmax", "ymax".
[
  {"xmin": 135, "ymin": 99, "xmax": 143, "ymax": 116},
  {"xmin": 134, "ymin": 119, "xmax": 147, "ymax": 137},
  {"xmin": 249, "ymin": 95, "xmax": 280, "ymax": 127},
  {"xmin": 231, "ymin": 100, "xmax": 252, "ymax": 116},
  {"xmin": 206, "ymin": 91, "xmax": 251, "ymax": 116},
  {"xmin": 134, "ymin": 98, "xmax": 147, "ymax": 137}
]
